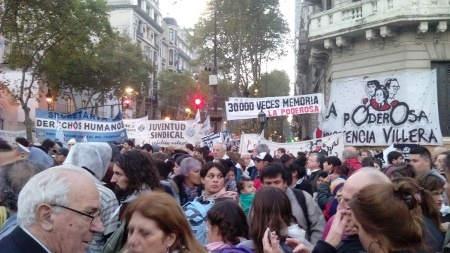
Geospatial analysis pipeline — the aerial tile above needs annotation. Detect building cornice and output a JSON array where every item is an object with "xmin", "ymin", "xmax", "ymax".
[{"xmin": 109, "ymin": 4, "xmax": 164, "ymax": 33}]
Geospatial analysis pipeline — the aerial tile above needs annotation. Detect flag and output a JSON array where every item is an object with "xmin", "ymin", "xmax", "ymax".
[
  {"xmin": 199, "ymin": 115, "xmax": 211, "ymax": 134},
  {"xmin": 55, "ymin": 115, "xmax": 66, "ymax": 145},
  {"xmin": 81, "ymin": 136, "xmax": 88, "ymax": 143},
  {"xmin": 382, "ymin": 144, "xmax": 396, "ymax": 165},
  {"xmin": 257, "ymin": 129, "xmax": 265, "ymax": 144},
  {"xmin": 193, "ymin": 109, "xmax": 201, "ymax": 126}
]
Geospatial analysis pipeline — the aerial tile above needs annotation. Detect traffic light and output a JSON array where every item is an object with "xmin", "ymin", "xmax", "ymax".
[
  {"xmin": 123, "ymin": 98, "xmax": 131, "ymax": 109},
  {"xmin": 194, "ymin": 98, "xmax": 202, "ymax": 109}
]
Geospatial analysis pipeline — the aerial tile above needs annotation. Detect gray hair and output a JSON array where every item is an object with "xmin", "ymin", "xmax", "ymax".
[
  {"xmin": 0, "ymin": 160, "xmax": 45, "ymax": 212},
  {"xmin": 255, "ymin": 144, "xmax": 270, "ymax": 155},
  {"xmin": 342, "ymin": 147, "xmax": 358, "ymax": 160},
  {"xmin": 214, "ymin": 142, "xmax": 226, "ymax": 151},
  {"xmin": 240, "ymin": 152, "xmax": 251, "ymax": 158},
  {"xmin": 17, "ymin": 166, "xmax": 96, "ymax": 227},
  {"xmin": 179, "ymin": 157, "xmax": 202, "ymax": 177}
]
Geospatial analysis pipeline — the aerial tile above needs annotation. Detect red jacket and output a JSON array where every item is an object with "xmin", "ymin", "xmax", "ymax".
[{"xmin": 344, "ymin": 158, "xmax": 363, "ymax": 175}]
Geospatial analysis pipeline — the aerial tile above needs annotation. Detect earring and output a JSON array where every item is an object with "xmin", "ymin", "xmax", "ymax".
[{"xmin": 166, "ymin": 245, "xmax": 171, "ymax": 253}]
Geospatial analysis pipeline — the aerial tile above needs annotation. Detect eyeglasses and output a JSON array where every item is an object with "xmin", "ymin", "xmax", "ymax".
[{"xmin": 53, "ymin": 204, "xmax": 101, "ymax": 224}]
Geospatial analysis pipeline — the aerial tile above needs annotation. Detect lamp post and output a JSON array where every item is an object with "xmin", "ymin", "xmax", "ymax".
[
  {"xmin": 45, "ymin": 88, "xmax": 53, "ymax": 110},
  {"xmin": 258, "ymin": 110, "xmax": 267, "ymax": 134},
  {"xmin": 208, "ymin": 0, "xmax": 222, "ymax": 133}
]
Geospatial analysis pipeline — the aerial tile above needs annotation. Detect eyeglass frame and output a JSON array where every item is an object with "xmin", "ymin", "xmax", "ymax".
[{"xmin": 52, "ymin": 204, "xmax": 101, "ymax": 224}]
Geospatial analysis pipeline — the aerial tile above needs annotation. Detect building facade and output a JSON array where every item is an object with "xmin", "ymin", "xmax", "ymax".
[
  {"xmin": 0, "ymin": 0, "xmax": 195, "ymax": 138},
  {"xmin": 108, "ymin": 0, "xmax": 194, "ymax": 119},
  {"xmin": 295, "ymin": 0, "xmax": 450, "ymax": 141}
]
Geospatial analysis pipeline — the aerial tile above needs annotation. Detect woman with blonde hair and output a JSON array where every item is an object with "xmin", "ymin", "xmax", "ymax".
[{"xmin": 124, "ymin": 192, "xmax": 206, "ymax": 253}]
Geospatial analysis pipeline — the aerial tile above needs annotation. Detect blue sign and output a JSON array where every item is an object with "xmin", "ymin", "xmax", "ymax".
[{"xmin": 35, "ymin": 109, "xmax": 128, "ymax": 143}]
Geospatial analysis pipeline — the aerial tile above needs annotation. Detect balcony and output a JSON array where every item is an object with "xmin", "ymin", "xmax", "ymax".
[{"xmin": 309, "ymin": 0, "xmax": 450, "ymax": 43}]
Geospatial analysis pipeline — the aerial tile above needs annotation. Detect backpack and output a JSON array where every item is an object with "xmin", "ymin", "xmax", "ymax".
[
  {"xmin": 183, "ymin": 198, "xmax": 215, "ymax": 245},
  {"xmin": 292, "ymin": 189, "xmax": 312, "ymax": 240}
]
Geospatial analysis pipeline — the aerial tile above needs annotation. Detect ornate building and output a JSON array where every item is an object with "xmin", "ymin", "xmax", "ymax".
[{"xmin": 295, "ymin": 0, "xmax": 450, "ymax": 140}]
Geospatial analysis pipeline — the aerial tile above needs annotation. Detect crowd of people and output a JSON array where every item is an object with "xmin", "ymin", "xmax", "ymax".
[{"xmin": 0, "ymin": 136, "xmax": 450, "ymax": 253}]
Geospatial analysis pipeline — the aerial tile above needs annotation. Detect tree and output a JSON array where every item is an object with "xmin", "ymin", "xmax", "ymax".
[
  {"xmin": 189, "ymin": 0, "xmax": 289, "ymax": 98},
  {"xmin": 249, "ymin": 69, "xmax": 290, "ymax": 97},
  {"xmin": 40, "ymin": 33, "xmax": 153, "ymax": 115},
  {"xmin": 1, "ymin": 0, "xmax": 112, "ymax": 140},
  {"xmin": 158, "ymin": 70, "xmax": 212, "ymax": 119}
]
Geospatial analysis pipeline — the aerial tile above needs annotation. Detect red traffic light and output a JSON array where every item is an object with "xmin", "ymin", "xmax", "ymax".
[
  {"xmin": 123, "ymin": 98, "xmax": 131, "ymax": 108},
  {"xmin": 194, "ymin": 98, "xmax": 202, "ymax": 106}
]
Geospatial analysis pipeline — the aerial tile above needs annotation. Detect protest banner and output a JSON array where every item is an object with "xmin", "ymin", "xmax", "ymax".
[
  {"xmin": 124, "ymin": 117, "xmax": 150, "ymax": 145},
  {"xmin": 201, "ymin": 132, "xmax": 222, "ymax": 149},
  {"xmin": 35, "ymin": 109, "xmax": 127, "ymax": 143},
  {"xmin": 225, "ymin": 93, "xmax": 324, "ymax": 120},
  {"xmin": 318, "ymin": 69, "xmax": 443, "ymax": 146},
  {"xmin": 147, "ymin": 120, "xmax": 197, "ymax": 147},
  {"xmin": 239, "ymin": 133, "xmax": 345, "ymax": 158},
  {"xmin": 0, "ymin": 130, "xmax": 27, "ymax": 144}
]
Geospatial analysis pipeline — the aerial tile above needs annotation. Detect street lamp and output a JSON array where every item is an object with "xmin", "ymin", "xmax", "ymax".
[
  {"xmin": 207, "ymin": 0, "xmax": 221, "ymax": 133},
  {"xmin": 258, "ymin": 110, "xmax": 267, "ymax": 134},
  {"xmin": 45, "ymin": 88, "xmax": 53, "ymax": 110}
]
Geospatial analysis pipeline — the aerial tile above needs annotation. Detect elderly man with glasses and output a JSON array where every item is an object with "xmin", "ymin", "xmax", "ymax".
[{"xmin": 0, "ymin": 166, "xmax": 104, "ymax": 253}]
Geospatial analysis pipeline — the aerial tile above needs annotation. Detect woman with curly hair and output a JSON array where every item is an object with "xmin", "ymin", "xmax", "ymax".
[
  {"xmin": 205, "ymin": 199, "xmax": 252, "ymax": 253},
  {"xmin": 111, "ymin": 149, "xmax": 162, "ymax": 220}
]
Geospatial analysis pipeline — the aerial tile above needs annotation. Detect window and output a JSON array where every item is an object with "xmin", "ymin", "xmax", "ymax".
[
  {"xmin": 325, "ymin": 0, "xmax": 332, "ymax": 10},
  {"xmin": 431, "ymin": 62, "xmax": 450, "ymax": 136},
  {"xmin": 82, "ymin": 100, "xmax": 86, "ymax": 108},
  {"xmin": 169, "ymin": 49, "xmax": 174, "ymax": 65},
  {"xmin": 169, "ymin": 29, "xmax": 174, "ymax": 43}
]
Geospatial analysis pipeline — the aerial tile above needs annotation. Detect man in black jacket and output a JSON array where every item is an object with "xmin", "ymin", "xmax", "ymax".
[{"xmin": 0, "ymin": 166, "xmax": 104, "ymax": 253}]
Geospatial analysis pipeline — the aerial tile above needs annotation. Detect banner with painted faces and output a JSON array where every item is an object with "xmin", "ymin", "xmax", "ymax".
[
  {"xmin": 239, "ymin": 133, "xmax": 344, "ymax": 158},
  {"xmin": 318, "ymin": 69, "xmax": 443, "ymax": 146}
]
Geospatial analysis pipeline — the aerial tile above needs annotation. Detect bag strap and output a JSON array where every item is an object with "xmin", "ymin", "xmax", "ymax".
[{"xmin": 293, "ymin": 189, "xmax": 311, "ymax": 237}]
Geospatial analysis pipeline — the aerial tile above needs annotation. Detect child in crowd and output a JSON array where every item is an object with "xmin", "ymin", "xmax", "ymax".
[
  {"xmin": 237, "ymin": 177, "xmax": 256, "ymax": 215},
  {"xmin": 228, "ymin": 167, "xmax": 237, "ymax": 181},
  {"xmin": 323, "ymin": 178, "xmax": 345, "ymax": 221}
]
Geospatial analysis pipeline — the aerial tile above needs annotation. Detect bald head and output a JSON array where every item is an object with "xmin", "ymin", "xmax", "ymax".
[{"xmin": 339, "ymin": 168, "xmax": 389, "ymax": 211}]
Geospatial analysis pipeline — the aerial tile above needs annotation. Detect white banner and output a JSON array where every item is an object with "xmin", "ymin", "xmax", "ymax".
[
  {"xmin": 124, "ymin": 117, "xmax": 150, "ymax": 145},
  {"xmin": 148, "ymin": 120, "xmax": 197, "ymax": 147},
  {"xmin": 318, "ymin": 69, "xmax": 443, "ymax": 146},
  {"xmin": 0, "ymin": 130, "xmax": 27, "ymax": 145},
  {"xmin": 123, "ymin": 119, "xmax": 205, "ymax": 147},
  {"xmin": 239, "ymin": 133, "xmax": 345, "ymax": 158},
  {"xmin": 225, "ymin": 94, "xmax": 324, "ymax": 120},
  {"xmin": 201, "ymin": 132, "xmax": 222, "ymax": 149}
]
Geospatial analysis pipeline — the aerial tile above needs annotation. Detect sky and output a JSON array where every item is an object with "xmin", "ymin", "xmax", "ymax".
[{"xmin": 159, "ymin": 0, "xmax": 296, "ymax": 91}]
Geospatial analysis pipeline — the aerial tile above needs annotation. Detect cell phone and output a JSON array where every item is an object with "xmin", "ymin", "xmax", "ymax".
[{"xmin": 267, "ymin": 229, "xmax": 272, "ymax": 241}]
